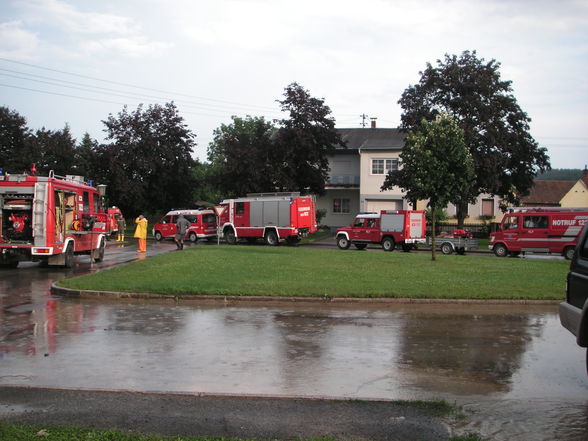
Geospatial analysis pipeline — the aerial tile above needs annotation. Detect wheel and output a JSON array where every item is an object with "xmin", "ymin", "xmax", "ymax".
[
  {"xmin": 337, "ymin": 235, "xmax": 350, "ymax": 250},
  {"xmin": 564, "ymin": 246, "xmax": 575, "ymax": 260},
  {"xmin": 354, "ymin": 243, "xmax": 367, "ymax": 250},
  {"xmin": 64, "ymin": 243, "xmax": 74, "ymax": 268},
  {"xmin": 154, "ymin": 231, "xmax": 163, "ymax": 241},
  {"xmin": 381, "ymin": 237, "xmax": 395, "ymax": 252},
  {"xmin": 264, "ymin": 230, "xmax": 279, "ymax": 246},
  {"xmin": 493, "ymin": 243, "xmax": 508, "ymax": 258},
  {"xmin": 94, "ymin": 238, "xmax": 105, "ymax": 262},
  {"xmin": 402, "ymin": 243, "xmax": 412, "ymax": 252},
  {"xmin": 286, "ymin": 237, "xmax": 300, "ymax": 246},
  {"xmin": 441, "ymin": 242, "xmax": 453, "ymax": 255},
  {"xmin": 224, "ymin": 228, "xmax": 237, "ymax": 245},
  {"xmin": 189, "ymin": 232, "xmax": 198, "ymax": 243}
]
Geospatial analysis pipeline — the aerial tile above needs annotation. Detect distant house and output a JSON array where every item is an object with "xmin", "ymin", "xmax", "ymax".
[
  {"xmin": 317, "ymin": 125, "xmax": 502, "ymax": 227},
  {"xmin": 521, "ymin": 170, "xmax": 588, "ymax": 207}
]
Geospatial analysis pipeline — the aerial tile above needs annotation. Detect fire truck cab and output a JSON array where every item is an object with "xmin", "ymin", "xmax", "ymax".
[
  {"xmin": 0, "ymin": 171, "xmax": 108, "ymax": 268},
  {"xmin": 336, "ymin": 210, "xmax": 427, "ymax": 251},
  {"xmin": 219, "ymin": 193, "xmax": 317, "ymax": 245},
  {"xmin": 490, "ymin": 207, "xmax": 588, "ymax": 259}
]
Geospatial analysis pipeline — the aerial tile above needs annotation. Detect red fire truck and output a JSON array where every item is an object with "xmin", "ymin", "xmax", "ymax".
[
  {"xmin": 336, "ymin": 210, "xmax": 427, "ymax": 251},
  {"xmin": 489, "ymin": 207, "xmax": 588, "ymax": 259},
  {"xmin": 152, "ymin": 209, "xmax": 217, "ymax": 242},
  {"xmin": 219, "ymin": 193, "xmax": 317, "ymax": 245},
  {"xmin": 0, "ymin": 171, "xmax": 108, "ymax": 268}
]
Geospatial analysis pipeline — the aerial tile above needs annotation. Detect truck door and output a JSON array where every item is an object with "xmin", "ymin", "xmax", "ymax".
[
  {"xmin": 234, "ymin": 202, "xmax": 248, "ymax": 228},
  {"xmin": 350, "ymin": 217, "xmax": 365, "ymax": 241},
  {"xmin": 521, "ymin": 215, "xmax": 549, "ymax": 252},
  {"xmin": 365, "ymin": 218, "xmax": 380, "ymax": 243}
]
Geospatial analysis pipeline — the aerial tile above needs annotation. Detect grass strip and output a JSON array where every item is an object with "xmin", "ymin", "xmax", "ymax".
[{"xmin": 57, "ymin": 246, "xmax": 568, "ymax": 300}]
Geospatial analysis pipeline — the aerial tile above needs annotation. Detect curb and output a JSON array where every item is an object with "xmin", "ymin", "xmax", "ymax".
[{"xmin": 51, "ymin": 283, "xmax": 560, "ymax": 305}]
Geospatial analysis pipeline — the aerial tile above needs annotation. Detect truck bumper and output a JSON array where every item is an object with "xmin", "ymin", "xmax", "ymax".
[{"xmin": 560, "ymin": 301, "xmax": 586, "ymax": 347}]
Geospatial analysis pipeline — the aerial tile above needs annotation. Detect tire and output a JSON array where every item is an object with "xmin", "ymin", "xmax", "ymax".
[
  {"xmin": 564, "ymin": 246, "xmax": 575, "ymax": 260},
  {"xmin": 441, "ymin": 243, "xmax": 453, "ymax": 255},
  {"xmin": 189, "ymin": 232, "xmax": 198, "ymax": 243},
  {"xmin": 354, "ymin": 243, "xmax": 367, "ymax": 250},
  {"xmin": 224, "ymin": 228, "xmax": 237, "ymax": 245},
  {"xmin": 64, "ymin": 243, "xmax": 74, "ymax": 268},
  {"xmin": 154, "ymin": 231, "xmax": 163, "ymax": 241},
  {"xmin": 337, "ymin": 235, "xmax": 350, "ymax": 250},
  {"xmin": 94, "ymin": 238, "xmax": 105, "ymax": 263},
  {"xmin": 264, "ymin": 230, "xmax": 279, "ymax": 246},
  {"xmin": 381, "ymin": 237, "xmax": 395, "ymax": 252},
  {"xmin": 0, "ymin": 261, "xmax": 19, "ymax": 269},
  {"xmin": 493, "ymin": 243, "xmax": 508, "ymax": 258}
]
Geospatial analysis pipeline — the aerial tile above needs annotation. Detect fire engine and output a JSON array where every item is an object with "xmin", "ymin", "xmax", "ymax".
[
  {"xmin": 106, "ymin": 206, "xmax": 124, "ymax": 237},
  {"xmin": 219, "ymin": 193, "xmax": 317, "ymax": 245},
  {"xmin": 0, "ymin": 171, "xmax": 108, "ymax": 268},
  {"xmin": 489, "ymin": 207, "xmax": 588, "ymax": 259},
  {"xmin": 336, "ymin": 210, "xmax": 427, "ymax": 251},
  {"xmin": 152, "ymin": 209, "xmax": 217, "ymax": 242}
]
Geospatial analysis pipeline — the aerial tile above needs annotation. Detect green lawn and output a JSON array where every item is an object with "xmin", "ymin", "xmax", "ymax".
[{"xmin": 57, "ymin": 246, "xmax": 569, "ymax": 300}]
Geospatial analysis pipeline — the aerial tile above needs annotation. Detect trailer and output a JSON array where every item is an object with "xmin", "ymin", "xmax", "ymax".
[
  {"xmin": 0, "ymin": 171, "xmax": 108, "ymax": 268},
  {"xmin": 429, "ymin": 230, "xmax": 479, "ymax": 255}
]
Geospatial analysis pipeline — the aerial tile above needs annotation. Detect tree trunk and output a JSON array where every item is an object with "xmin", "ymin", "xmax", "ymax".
[
  {"xmin": 456, "ymin": 200, "xmax": 467, "ymax": 229},
  {"xmin": 431, "ymin": 207, "xmax": 436, "ymax": 261}
]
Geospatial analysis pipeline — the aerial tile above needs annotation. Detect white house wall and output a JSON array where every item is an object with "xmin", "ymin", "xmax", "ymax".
[{"xmin": 359, "ymin": 150, "xmax": 406, "ymax": 212}]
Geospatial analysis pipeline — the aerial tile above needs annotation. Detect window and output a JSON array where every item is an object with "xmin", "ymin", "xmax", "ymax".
[
  {"xmin": 203, "ymin": 214, "xmax": 216, "ymax": 223},
  {"xmin": 236, "ymin": 202, "xmax": 245, "ymax": 215},
  {"xmin": 184, "ymin": 215, "xmax": 197, "ymax": 223},
  {"xmin": 523, "ymin": 216, "xmax": 548, "ymax": 229},
  {"xmin": 353, "ymin": 218, "xmax": 365, "ymax": 227},
  {"xmin": 580, "ymin": 233, "xmax": 588, "ymax": 259},
  {"xmin": 333, "ymin": 198, "xmax": 350, "ymax": 214},
  {"xmin": 82, "ymin": 192, "xmax": 90, "ymax": 212},
  {"xmin": 481, "ymin": 199, "xmax": 494, "ymax": 217},
  {"xmin": 504, "ymin": 215, "xmax": 519, "ymax": 230},
  {"xmin": 371, "ymin": 159, "xmax": 398, "ymax": 175}
]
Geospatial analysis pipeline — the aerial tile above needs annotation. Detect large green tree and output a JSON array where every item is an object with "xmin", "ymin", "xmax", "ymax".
[
  {"xmin": 382, "ymin": 113, "xmax": 475, "ymax": 260},
  {"xmin": 102, "ymin": 102, "xmax": 197, "ymax": 215},
  {"xmin": 272, "ymin": 82, "xmax": 344, "ymax": 195},
  {"xmin": 30, "ymin": 125, "xmax": 77, "ymax": 176},
  {"xmin": 207, "ymin": 115, "xmax": 276, "ymax": 197},
  {"xmin": 398, "ymin": 50, "xmax": 550, "ymax": 224},
  {"xmin": 0, "ymin": 106, "xmax": 32, "ymax": 174}
]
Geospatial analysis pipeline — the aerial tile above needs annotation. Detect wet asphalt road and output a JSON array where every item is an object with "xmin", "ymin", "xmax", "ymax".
[{"xmin": 0, "ymin": 238, "xmax": 587, "ymax": 440}]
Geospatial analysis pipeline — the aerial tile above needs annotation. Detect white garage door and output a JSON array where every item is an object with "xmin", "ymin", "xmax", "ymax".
[{"xmin": 366, "ymin": 200, "xmax": 402, "ymax": 212}]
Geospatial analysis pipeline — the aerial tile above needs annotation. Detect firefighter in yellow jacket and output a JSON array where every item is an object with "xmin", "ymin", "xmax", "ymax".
[{"xmin": 134, "ymin": 215, "xmax": 148, "ymax": 253}]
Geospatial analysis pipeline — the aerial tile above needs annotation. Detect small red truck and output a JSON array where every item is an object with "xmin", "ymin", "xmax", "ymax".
[
  {"xmin": 489, "ymin": 207, "xmax": 588, "ymax": 259},
  {"xmin": 152, "ymin": 209, "xmax": 217, "ymax": 242},
  {"xmin": 336, "ymin": 210, "xmax": 427, "ymax": 251},
  {"xmin": 219, "ymin": 193, "xmax": 317, "ymax": 245},
  {"xmin": 0, "ymin": 171, "xmax": 108, "ymax": 268}
]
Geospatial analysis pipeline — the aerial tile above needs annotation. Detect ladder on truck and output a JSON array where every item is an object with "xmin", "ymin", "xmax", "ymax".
[{"xmin": 33, "ymin": 182, "xmax": 48, "ymax": 247}]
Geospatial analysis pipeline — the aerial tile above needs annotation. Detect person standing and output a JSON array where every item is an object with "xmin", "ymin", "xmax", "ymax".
[
  {"xmin": 134, "ymin": 215, "xmax": 148, "ymax": 253},
  {"xmin": 175, "ymin": 214, "xmax": 191, "ymax": 250},
  {"xmin": 116, "ymin": 214, "xmax": 126, "ymax": 242}
]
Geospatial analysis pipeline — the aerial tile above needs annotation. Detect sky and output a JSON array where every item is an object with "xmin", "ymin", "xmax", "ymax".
[{"xmin": 0, "ymin": 0, "xmax": 587, "ymax": 168}]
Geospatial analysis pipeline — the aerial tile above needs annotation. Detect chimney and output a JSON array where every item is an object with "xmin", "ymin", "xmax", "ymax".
[{"xmin": 370, "ymin": 117, "xmax": 377, "ymax": 129}]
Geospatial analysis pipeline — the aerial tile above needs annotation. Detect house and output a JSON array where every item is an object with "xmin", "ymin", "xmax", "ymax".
[
  {"xmin": 521, "ymin": 170, "xmax": 588, "ymax": 207},
  {"xmin": 317, "ymin": 126, "xmax": 502, "ymax": 227}
]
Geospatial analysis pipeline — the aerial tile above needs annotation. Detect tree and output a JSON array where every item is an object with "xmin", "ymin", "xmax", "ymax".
[
  {"xmin": 102, "ymin": 102, "xmax": 197, "ymax": 215},
  {"xmin": 272, "ymin": 82, "xmax": 344, "ymax": 195},
  {"xmin": 30, "ymin": 125, "xmax": 77, "ymax": 176},
  {"xmin": 207, "ymin": 115, "xmax": 276, "ymax": 197},
  {"xmin": 382, "ymin": 113, "xmax": 475, "ymax": 260},
  {"xmin": 398, "ymin": 50, "xmax": 550, "ymax": 225},
  {"xmin": 0, "ymin": 106, "xmax": 32, "ymax": 173}
]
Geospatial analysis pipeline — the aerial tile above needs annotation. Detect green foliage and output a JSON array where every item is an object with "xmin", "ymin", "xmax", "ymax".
[
  {"xmin": 0, "ymin": 106, "xmax": 31, "ymax": 173},
  {"xmin": 399, "ymin": 50, "xmax": 550, "ymax": 216},
  {"xmin": 272, "ymin": 82, "xmax": 345, "ymax": 195},
  {"xmin": 425, "ymin": 208, "xmax": 449, "ymax": 223},
  {"xmin": 207, "ymin": 115, "xmax": 276, "ymax": 197},
  {"xmin": 101, "ymin": 102, "xmax": 197, "ymax": 216},
  {"xmin": 30, "ymin": 124, "xmax": 78, "ymax": 176},
  {"xmin": 536, "ymin": 168, "xmax": 582, "ymax": 181},
  {"xmin": 59, "ymin": 246, "xmax": 567, "ymax": 300},
  {"xmin": 316, "ymin": 208, "xmax": 327, "ymax": 225}
]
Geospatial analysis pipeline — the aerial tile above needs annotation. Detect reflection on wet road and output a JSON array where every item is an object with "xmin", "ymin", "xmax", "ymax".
[{"xmin": 0, "ymin": 240, "xmax": 587, "ymax": 440}]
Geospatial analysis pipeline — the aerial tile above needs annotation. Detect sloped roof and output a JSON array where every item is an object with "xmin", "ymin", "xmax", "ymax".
[
  {"xmin": 336, "ymin": 128, "xmax": 405, "ymax": 150},
  {"xmin": 521, "ymin": 180, "xmax": 576, "ymax": 206}
]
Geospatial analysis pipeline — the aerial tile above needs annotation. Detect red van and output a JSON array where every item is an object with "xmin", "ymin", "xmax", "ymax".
[
  {"xmin": 489, "ymin": 207, "xmax": 588, "ymax": 259},
  {"xmin": 152, "ymin": 209, "xmax": 216, "ymax": 242}
]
